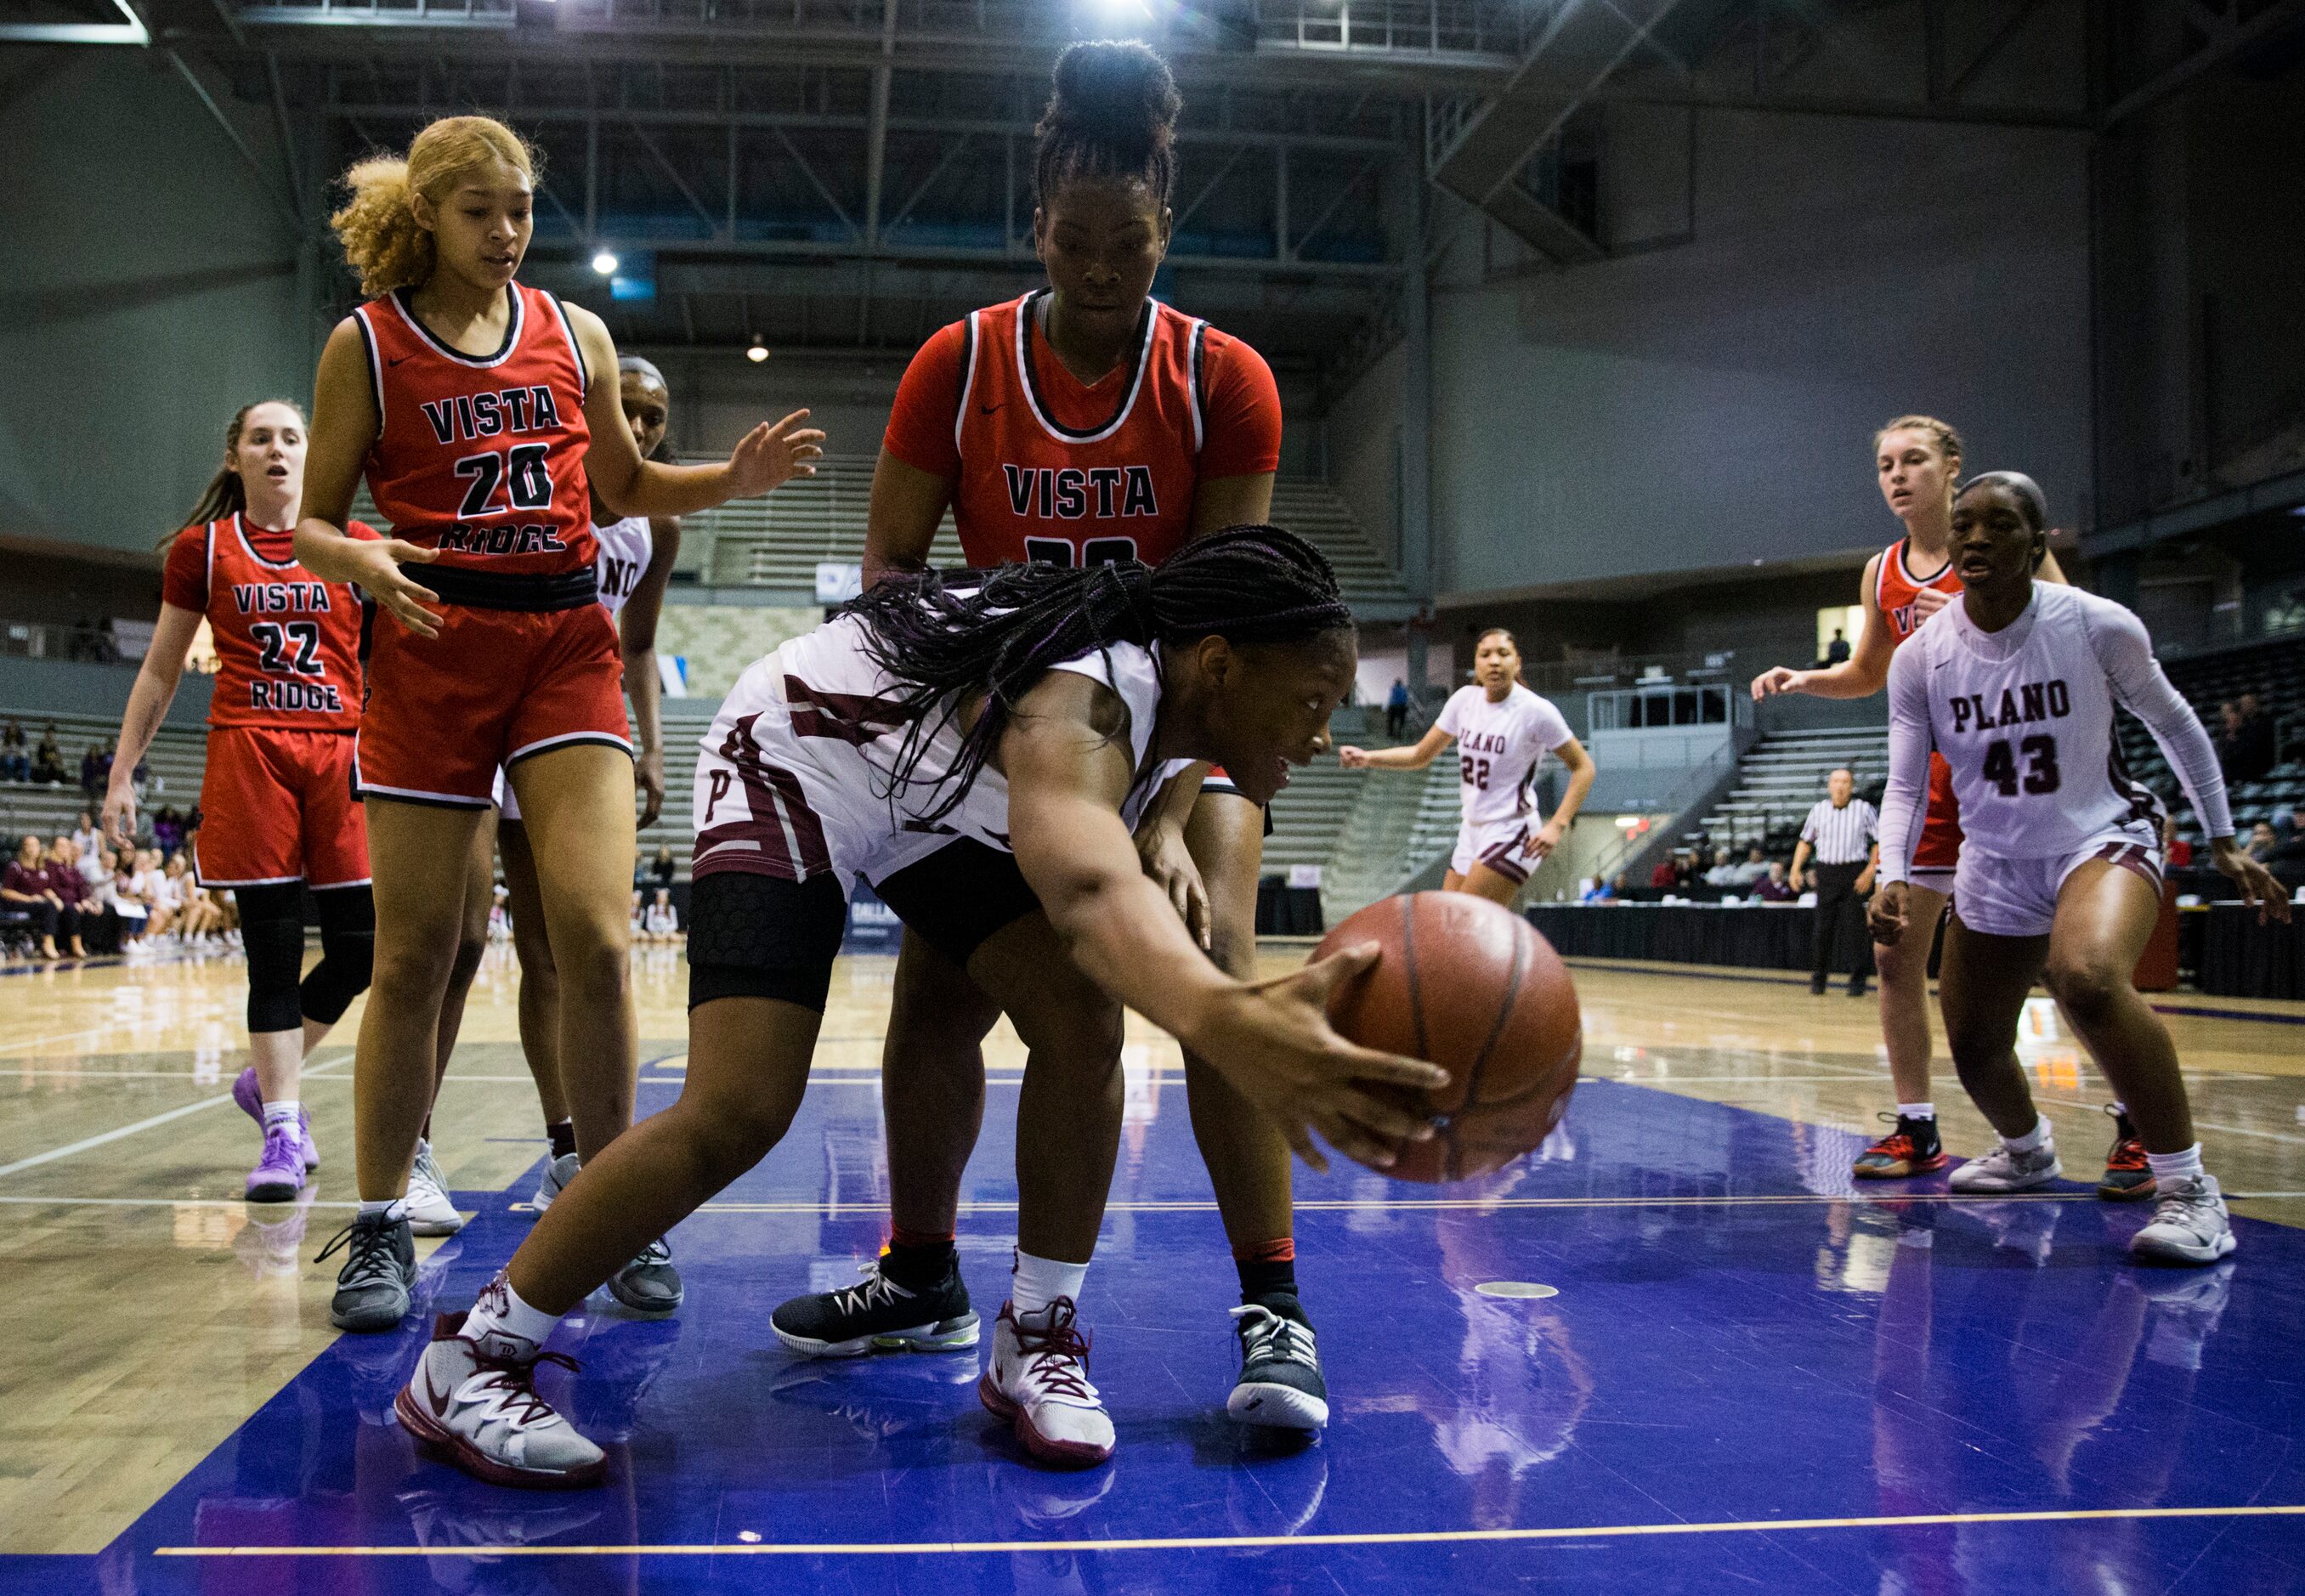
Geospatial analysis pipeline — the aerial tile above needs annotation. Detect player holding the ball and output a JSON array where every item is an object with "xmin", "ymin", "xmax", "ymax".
[
  {"xmin": 399, "ymin": 527, "xmax": 1450, "ymax": 1487},
  {"xmin": 1340, "ymin": 628, "xmax": 1594, "ymax": 904}
]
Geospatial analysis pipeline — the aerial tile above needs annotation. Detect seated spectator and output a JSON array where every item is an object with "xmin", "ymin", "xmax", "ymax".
[
  {"xmin": 142, "ymin": 851, "xmax": 181, "ymax": 939},
  {"xmin": 641, "ymin": 886, "xmax": 682, "ymax": 943},
  {"xmin": 1672, "ymin": 851, "xmax": 1699, "ymax": 891},
  {"xmin": 2246, "ymin": 821, "xmax": 2279, "ymax": 862},
  {"xmin": 1823, "ymin": 629, "xmax": 1850, "ymax": 665},
  {"xmin": 1580, "ymin": 874, "xmax": 1614, "ymax": 903},
  {"xmin": 111, "ymin": 852, "xmax": 149, "ymax": 945},
  {"xmin": 1753, "ymin": 860, "xmax": 1797, "ymax": 903},
  {"xmin": 79, "ymin": 744, "xmax": 105, "ymax": 803},
  {"xmin": 151, "ymin": 806, "xmax": 182, "ymax": 857},
  {"xmin": 2161, "ymin": 813, "xmax": 2194, "ymax": 869},
  {"xmin": 31, "ymin": 727, "xmax": 65, "ymax": 785},
  {"xmin": 2219, "ymin": 695, "xmax": 2277, "ymax": 784},
  {"xmin": 0, "ymin": 720, "xmax": 25, "ymax": 782},
  {"xmin": 2270, "ymin": 810, "xmax": 2305, "ymax": 877},
  {"xmin": 45, "ymin": 837, "xmax": 91, "ymax": 957},
  {"xmin": 1709, "ymin": 843, "xmax": 1770, "ymax": 887},
  {"xmin": 71, "ymin": 810, "xmax": 101, "ymax": 859},
  {"xmin": 650, "ymin": 845, "xmax": 678, "ymax": 890},
  {"xmin": 1649, "ymin": 857, "xmax": 1677, "ymax": 889},
  {"xmin": 3, "ymin": 836, "xmax": 71, "ymax": 958}
]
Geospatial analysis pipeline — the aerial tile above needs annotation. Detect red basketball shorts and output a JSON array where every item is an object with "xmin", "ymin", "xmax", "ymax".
[
  {"xmin": 1911, "ymin": 750, "xmax": 1962, "ymax": 883},
  {"xmin": 194, "ymin": 726, "xmax": 369, "ymax": 888},
  {"xmin": 356, "ymin": 603, "xmax": 630, "ymax": 808}
]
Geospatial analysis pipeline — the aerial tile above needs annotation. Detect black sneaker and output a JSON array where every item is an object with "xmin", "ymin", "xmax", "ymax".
[
  {"xmin": 319, "ymin": 1210, "xmax": 416, "ymax": 1333},
  {"xmin": 603, "ymin": 1237, "xmax": 682, "ymax": 1316},
  {"xmin": 771, "ymin": 1259, "xmax": 978, "ymax": 1358},
  {"xmin": 1848, "ymin": 973, "xmax": 1869, "ymax": 998},
  {"xmin": 1227, "ymin": 1298, "xmax": 1328, "ymax": 1431},
  {"xmin": 1809, "ymin": 976, "xmax": 1828, "ymax": 996}
]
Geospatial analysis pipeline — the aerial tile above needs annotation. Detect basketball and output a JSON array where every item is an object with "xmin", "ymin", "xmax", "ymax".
[{"xmin": 1314, "ymin": 891, "xmax": 1583, "ymax": 1183}]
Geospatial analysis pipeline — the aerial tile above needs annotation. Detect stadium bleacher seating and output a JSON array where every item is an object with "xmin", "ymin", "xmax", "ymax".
[
  {"xmin": 0, "ymin": 710, "xmax": 207, "ymax": 847},
  {"xmin": 2116, "ymin": 635, "xmax": 2305, "ymax": 843},
  {"xmin": 1692, "ymin": 726, "xmax": 1889, "ymax": 859}
]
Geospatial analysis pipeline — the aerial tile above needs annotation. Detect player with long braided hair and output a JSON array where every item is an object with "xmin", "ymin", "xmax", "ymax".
[{"xmin": 398, "ymin": 525, "xmax": 1447, "ymax": 1486}]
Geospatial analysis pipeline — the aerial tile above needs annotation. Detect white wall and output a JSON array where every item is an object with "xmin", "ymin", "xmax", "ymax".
[
  {"xmin": 0, "ymin": 56, "xmax": 313, "ymax": 557},
  {"xmin": 1338, "ymin": 110, "xmax": 2094, "ymax": 597}
]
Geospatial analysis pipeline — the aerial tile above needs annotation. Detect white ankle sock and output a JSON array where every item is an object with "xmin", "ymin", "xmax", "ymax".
[
  {"xmin": 358, "ymin": 1197, "xmax": 406, "ymax": 1222},
  {"xmin": 2003, "ymin": 1117, "xmax": 2053, "ymax": 1154},
  {"xmin": 2145, "ymin": 1144, "xmax": 2206, "ymax": 1186},
  {"xmin": 465, "ymin": 1273, "xmax": 561, "ymax": 1351},
  {"xmin": 262, "ymin": 1100, "xmax": 300, "ymax": 1132},
  {"xmin": 1897, "ymin": 1102, "xmax": 1935, "ymax": 1121},
  {"xmin": 1011, "ymin": 1249, "xmax": 1088, "ymax": 1319}
]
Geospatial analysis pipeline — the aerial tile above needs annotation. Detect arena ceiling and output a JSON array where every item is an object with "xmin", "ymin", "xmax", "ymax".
[{"xmin": 7, "ymin": 0, "xmax": 2300, "ymax": 381}]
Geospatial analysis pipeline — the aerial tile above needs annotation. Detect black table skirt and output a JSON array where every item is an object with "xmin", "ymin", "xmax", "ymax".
[
  {"xmin": 2196, "ymin": 903, "xmax": 2305, "ymax": 999},
  {"xmin": 1257, "ymin": 880, "xmax": 1326, "ymax": 937},
  {"xmin": 1522, "ymin": 903, "xmax": 1817, "ymax": 971}
]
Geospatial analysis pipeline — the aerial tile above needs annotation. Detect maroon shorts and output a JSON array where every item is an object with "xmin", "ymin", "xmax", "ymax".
[
  {"xmin": 1911, "ymin": 752, "xmax": 1962, "ymax": 882},
  {"xmin": 356, "ymin": 603, "xmax": 630, "ymax": 808},
  {"xmin": 194, "ymin": 725, "xmax": 369, "ymax": 888}
]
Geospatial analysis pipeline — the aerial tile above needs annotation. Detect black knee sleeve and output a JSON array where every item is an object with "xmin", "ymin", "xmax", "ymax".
[
  {"xmin": 303, "ymin": 885, "xmax": 376, "ymax": 1025},
  {"xmin": 237, "ymin": 881, "xmax": 309, "ymax": 1034}
]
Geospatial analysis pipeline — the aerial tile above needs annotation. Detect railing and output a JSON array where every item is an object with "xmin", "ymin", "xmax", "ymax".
[
  {"xmin": 0, "ymin": 620, "xmax": 145, "ymax": 669},
  {"xmin": 1586, "ymin": 681, "xmax": 1752, "ymax": 733},
  {"xmin": 1519, "ymin": 648, "xmax": 1741, "ymax": 697},
  {"xmin": 1584, "ymin": 741, "xmax": 1742, "ymax": 890}
]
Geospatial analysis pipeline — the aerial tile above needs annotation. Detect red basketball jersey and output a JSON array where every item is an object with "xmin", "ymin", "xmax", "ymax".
[
  {"xmin": 351, "ymin": 282, "xmax": 596, "ymax": 574},
  {"xmin": 905, "ymin": 291, "xmax": 1274, "ymax": 569},
  {"xmin": 161, "ymin": 514, "xmax": 378, "ymax": 732},
  {"xmin": 1875, "ymin": 535, "xmax": 1962, "ymax": 645}
]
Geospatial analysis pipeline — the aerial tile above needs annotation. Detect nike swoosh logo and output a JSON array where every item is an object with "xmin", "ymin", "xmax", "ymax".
[
  {"xmin": 979, "ymin": 404, "xmax": 1002, "ymax": 415},
  {"xmin": 388, "ymin": 355, "xmax": 411, "ymax": 367},
  {"xmin": 425, "ymin": 1367, "xmax": 455, "ymax": 1418}
]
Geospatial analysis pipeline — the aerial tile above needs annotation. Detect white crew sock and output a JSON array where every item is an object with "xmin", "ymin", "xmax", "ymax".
[
  {"xmin": 2002, "ymin": 1116, "xmax": 2053, "ymax": 1154},
  {"xmin": 262, "ymin": 1100, "xmax": 300, "ymax": 1132},
  {"xmin": 464, "ymin": 1272, "xmax": 562, "ymax": 1352},
  {"xmin": 1897, "ymin": 1101, "xmax": 1936, "ymax": 1122},
  {"xmin": 2144, "ymin": 1144, "xmax": 2206, "ymax": 1187},
  {"xmin": 358, "ymin": 1197, "xmax": 407, "ymax": 1222},
  {"xmin": 1011, "ymin": 1249, "xmax": 1089, "ymax": 1320}
]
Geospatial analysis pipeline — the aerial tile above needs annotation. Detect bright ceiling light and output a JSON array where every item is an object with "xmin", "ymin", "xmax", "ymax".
[
  {"xmin": 745, "ymin": 337, "xmax": 769, "ymax": 364},
  {"xmin": 591, "ymin": 249, "xmax": 620, "ymax": 275}
]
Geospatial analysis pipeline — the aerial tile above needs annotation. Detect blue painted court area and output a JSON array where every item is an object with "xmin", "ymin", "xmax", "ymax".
[{"xmin": 12, "ymin": 1070, "xmax": 2305, "ymax": 1595}]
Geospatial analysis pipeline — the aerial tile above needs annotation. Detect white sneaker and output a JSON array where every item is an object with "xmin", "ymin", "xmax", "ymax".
[
  {"xmin": 978, "ymin": 1299, "xmax": 1115, "ymax": 1468},
  {"xmin": 395, "ymin": 1313, "xmax": 605, "ymax": 1488},
  {"xmin": 532, "ymin": 1151, "xmax": 579, "ymax": 1213},
  {"xmin": 403, "ymin": 1139, "xmax": 467, "ymax": 1237},
  {"xmin": 1950, "ymin": 1141, "xmax": 2061, "ymax": 1193},
  {"xmin": 2130, "ymin": 1174, "xmax": 2237, "ymax": 1266}
]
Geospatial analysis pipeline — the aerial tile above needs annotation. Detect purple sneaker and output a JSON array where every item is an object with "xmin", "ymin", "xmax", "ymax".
[
  {"xmin": 246, "ymin": 1124, "xmax": 307, "ymax": 1203},
  {"xmin": 233, "ymin": 1066, "xmax": 320, "ymax": 1171}
]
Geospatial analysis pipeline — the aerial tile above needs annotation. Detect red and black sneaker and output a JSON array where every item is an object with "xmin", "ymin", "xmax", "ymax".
[
  {"xmin": 1852, "ymin": 1113, "xmax": 1950, "ymax": 1180},
  {"xmin": 2098, "ymin": 1105, "xmax": 2155, "ymax": 1202}
]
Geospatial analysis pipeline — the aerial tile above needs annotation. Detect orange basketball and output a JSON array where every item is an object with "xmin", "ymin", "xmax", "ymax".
[{"xmin": 1314, "ymin": 891, "xmax": 1582, "ymax": 1183}]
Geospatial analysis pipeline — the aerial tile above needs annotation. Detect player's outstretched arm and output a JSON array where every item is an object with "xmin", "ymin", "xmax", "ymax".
[
  {"xmin": 569, "ymin": 305, "xmax": 824, "ymax": 521},
  {"xmin": 1872, "ymin": 643, "xmax": 1934, "ymax": 892},
  {"xmin": 1339, "ymin": 722, "xmax": 1453, "ymax": 771},
  {"xmin": 1753, "ymin": 553, "xmax": 1895, "ymax": 701},
  {"xmin": 1005, "ymin": 672, "xmax": 1447, "ymax": 1169}
]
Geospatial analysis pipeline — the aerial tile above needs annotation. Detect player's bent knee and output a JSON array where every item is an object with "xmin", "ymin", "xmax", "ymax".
[
  {"xmin": 2043, "ymin": 957, "xmax": 2125, "ymax": 1022},
  {"xmin": 236, "ymin": 882, "xmax": 309, "ymax": 1034}
]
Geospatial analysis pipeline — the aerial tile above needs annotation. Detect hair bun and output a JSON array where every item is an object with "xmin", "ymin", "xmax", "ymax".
[{"xmin": 1045, "ymin": 41, "xmax": 1181, "ymax": 151}]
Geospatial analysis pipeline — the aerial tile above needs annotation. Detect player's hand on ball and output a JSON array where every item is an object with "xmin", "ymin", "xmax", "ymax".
[
  {"xmin": 729, "ymin": 410, "xmax": 826, "ymax": 495},
  {"xmin": 1750, "ymin": 666, "xmax": 1804, "ymax": 701},
  {"xmin": 1526, "ymin": 820, "xmax": 1566, "ymax": 860},
  {"xmin": 1867, "ymin": 880, "xmax": 1909, "ymax": 945},
  {"xmin": 2212, "ymin": 837, "xmax": 2294, "ymax": 925},
  {"xmin": 357, "ymin": 538, "xmax": 443, "ymax": 639},
  {"xmin": 1136, "ymin": 819, "xmax": 1209, "ymax": 949},
  {"xmin": 1337, "ymin": 746, "xmax": 1370, "ymax": 769},
  {"xmin": 1189, "ymin": 942, "xmax": 1447, "ymax": 1174}
]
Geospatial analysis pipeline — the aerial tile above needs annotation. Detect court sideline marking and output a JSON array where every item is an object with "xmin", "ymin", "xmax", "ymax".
[
  {"xmin": 155, "ymin": 1501, "xmax": 2305, "ymax": 1558},
  {"xmin": 0, "ymin": 1053, "xmax": 353, "ymax": 1179}
]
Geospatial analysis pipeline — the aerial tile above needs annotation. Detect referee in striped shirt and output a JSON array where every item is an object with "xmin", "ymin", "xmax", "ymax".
[{"xmin": 1791, "ymin": 767, "xmax": 1879, "ymax": 997}]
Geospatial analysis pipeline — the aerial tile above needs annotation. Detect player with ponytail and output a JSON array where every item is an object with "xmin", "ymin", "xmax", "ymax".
[
  {"xmin": 807, "ymin": 38, "xmax": 1331, "ymax": 1438},
  {"xmin": 294, "ymin": 114, "xmax": 823, "ymax": 1336},
  {"xmin": 400, "ymin": 524, "xmax": 1445, "ymax": 1486},
  {"xmin": 106, "ymin": 401, "xmax": 380, "ymax": 1207}
]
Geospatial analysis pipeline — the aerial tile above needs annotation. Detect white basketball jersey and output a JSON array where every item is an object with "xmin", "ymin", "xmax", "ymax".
[
  {"xmin": 694, "ymin": 612, "xmax": 1164, "ymax": 889},
  {"xmin": 1436, "ymin": 683, "xmax": 1574, "ymax": 827},
  {"xmin": 592, "ymin": 516, "xmax": 653, "ymax": 620},
  {"xmin": 1890, "ymin": 583, "xmax": 2166, "ymax": 859}
]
